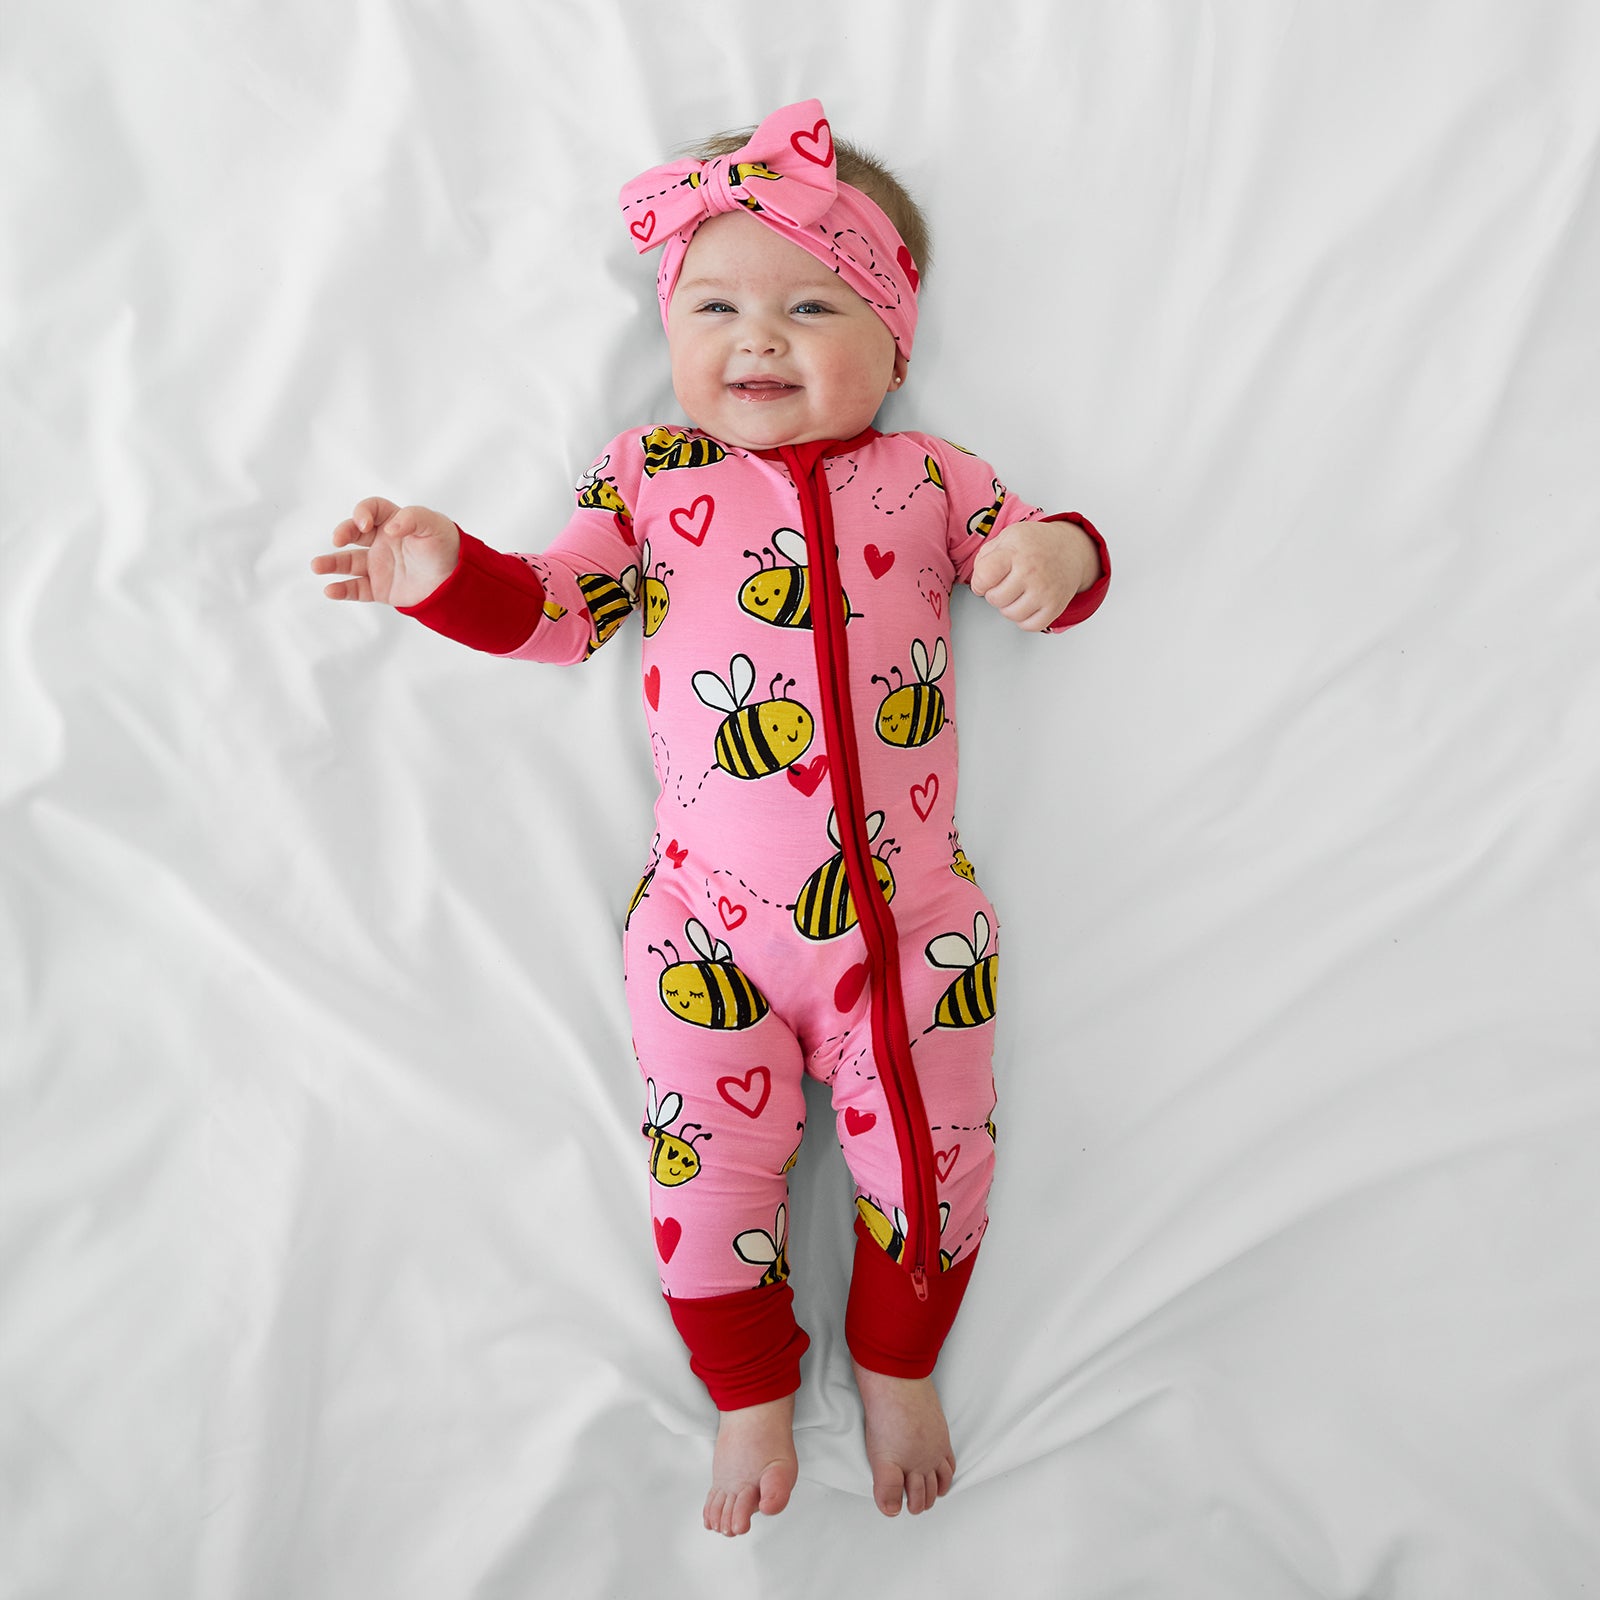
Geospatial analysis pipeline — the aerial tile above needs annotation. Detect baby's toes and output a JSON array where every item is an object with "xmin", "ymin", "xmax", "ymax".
[
  {"xmin": 907, "ymin": 1469, "xmax": 936, "ymax": 1515},
  {"xmin": 872, "ymin": 1463, "xmax": 906, "ymax": 1517},
  {"xmin": 728, "ymin": 1484, "xmax": 761, "ymax": 1537}
]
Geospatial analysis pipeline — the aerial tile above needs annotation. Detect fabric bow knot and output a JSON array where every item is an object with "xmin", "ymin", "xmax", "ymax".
[{"xmin": 619, "ymin": 101, "xmax": 840, "ymax": 252}]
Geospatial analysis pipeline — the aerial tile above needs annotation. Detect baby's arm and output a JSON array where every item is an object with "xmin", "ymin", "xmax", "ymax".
[
  {"xmin": 312, "ymin": 498, "xmax": 461, "ymax": 608},
  {"xmin": 970, "ymin": 516, "xmax": 1104, "ymax": 634}
]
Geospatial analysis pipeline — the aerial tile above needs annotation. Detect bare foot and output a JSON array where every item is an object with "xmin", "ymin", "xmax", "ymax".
[
  {"xmin": 852, "ymin": 1362, "xmax": 956, "ymax": 1516},
  {"xmin": 704, "ymin": 1393, "xmax": 799, "ymax": 1537}
]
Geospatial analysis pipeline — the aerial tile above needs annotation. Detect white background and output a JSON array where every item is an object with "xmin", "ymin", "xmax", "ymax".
[{"xmin": 4, "ymin": 2, "xmax": 1598, "ymax": 1596}]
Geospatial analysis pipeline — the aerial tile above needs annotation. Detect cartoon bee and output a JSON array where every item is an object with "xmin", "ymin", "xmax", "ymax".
[
  {"xmin": 625, "ymin": 863, "xmax": 655, "ymax": 929},
  {"xmin": 733, "ymin": 1204, "xmax": 790, "ymax": 1287},
  {"xmin": 967, "ymin": 482, "xmax": 1007, "ymax": 539},
  {"xmin": 576, "ymin": 455, "xmax": 631, "ymax": 518},
  {"xmin": 688, "ymin": 161, "xmax": 783, "ymax": 214},
  {"xmin": 923, "ymin": 454, "xmax": 945, "ymax": 492},
  {"xmin": 691, "ymin": 653, "xmax": 815, "ymax": 780},
  {"xmin": 738, "ymin": 527, "xmax": 851, "ymax": 631},
  {"xmin": 926, "ymin": 912, "xmax": 998, "ymax": 1031},
  {"xmin": 641, "ymin": 540, "xmax": 672, "ymax": 637},
  {"xmin": 793, "ymin": 808, "xmax": 898, "ymax": 940},
  {"xmin": 649, "ymin": 917, "xmax": 770, "ymax": 1030},
  {"xmin": 872, "ymin": 638, "xmax": 948, "ymax": 748},
  {"xmin": 542, "ymin": 596, "xmax": 568, "ymax": 623},
  {"xmin": 577, "ymin": 565, "xmax": 639, "ymax": 657},
  {"xmin": 641, "ymin": 425, "xmax": 728, "ymax": 476},
  {"xmin": 856, "ymin": 1196, "xmax": 955, "ymax": 1270},
  {"xmin": 782, "ymin": 1125, "xmax": 803, "ymax": 1175},
  {"xmin": 642, "ymin": 1078, "xmax": 710, "ymax": 1187},
  {"xmin": 950, "ymin": 839, "xmax": 977, "ymax": 883}
]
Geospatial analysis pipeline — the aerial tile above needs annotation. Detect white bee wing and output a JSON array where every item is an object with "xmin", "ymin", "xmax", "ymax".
[
  {"xmin": 929, "ymin": 637, "xmax": 948, "ymax": 683},
  {"xmin": 774, "ymin": 1203, "xmax": 787, "ymax": 1249},
  {"xmin": 772, "ymin": 527, "xmax": 807, "ymax": 568},
  {"xmin": 712, "ymin": 939, "xmax": 733, "ymax": 964},
  {"xmin": 938, "ymin": 1200, "xmax": 950, "ymax": 1232},
  {"xmin": 973, "ymin": 912, "xmax": 991, "ymax": 958},
  {"xmin": 646, "ymin": 1078, "xmax": 660, "ymax": 1122},
  {"xmin": 620, "ymin": 565, "xmax": 640, "ymax": 603},
  {"xmin": 926, "ymin": 931, "xmax": 977, "ymax": 969},
  {"xmin": 827, "ymin": 807, "xmax": 841, "ymax": 848},
  {"xmin": 657, "ymin": 1092, "xmax": 682, "ymax": 1129},
  {"xmin": 910, "ymin": 638, "xmax": 929, "ymax": 682},
  {"xmin": 733, "ymin": 1229, "xmax": 778, "ymax": 1266},
  {"xmin": 729, "ymin": 652, "xmax": 756, "ymax": 709},
  {"xmin": 893, "ymin": 1207, "xmax": 908, "ymax": 1235},
  {"xmin": 692, "ymin": 670, "xmax": 737, "ymax": 712},
  {"xmin": 685, "ymin": 918, "xmax": 715, "ymax": 960},
  {"xmin": 865, "ymin": 810, "xmax": 885, "ymax": 843},
  {"xmin": 641, "ymin": 540, "xmax": 652, "ymax": 571}
]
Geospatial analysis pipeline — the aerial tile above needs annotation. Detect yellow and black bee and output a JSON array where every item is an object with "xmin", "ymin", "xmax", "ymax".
[
  {"xmin": 856, "ymin": 1195, "xmax": 955, "ymax": 1270},
  {"xmin": 924, "ymin": 454, "xmax": 945, "ymax": 492},
  {"xmin": 738, "ymin": 527, "xmax": 851, "ymax": 631},
  {"xmin": 691, "ymin": 652, "xmax": 815, "ymax": 780},
  {"xmin": 950, "ymin": 842, "xmax": 977, "ymax": 883},
  {"xmin": 576, "ymin": 455, "xmax": 631, "ymax": 518},
  {"xmin": 625, "ymin": 864, "xmax": 655, "ymax": 929},
  {"xmin": 642, "ymin": 1078, "xmax": 710, "ymax": 1187},
  {"xmin": 967, "ymin": 481, "xmax": 1008, "ymax": 539},
  {"xmin": 542, "ymin": 596, "xmax": 568, "ymax": 623},
  {"xmin": 641, "ymin": 540, "xmax": 672, "ymax": 638},
  {"xmin": 650, "ymin": 917, "xmax": 770, "ymax": 1031},
  {"xmin": 793, "ymin": 808, "xmax": 897, "ymax": 941},
  {"xmin": 926, "ymin": 912, "xmax": 998, "ymax": 1030},
  {"xmin": 733, "ymin": 1203, "xmax": 790, "ymax": 1287},
  {"xmin": 687, "ymin": 161, "xmax": 783, "ymax": 214},
  {"xmin": 577, "ymin": 565, "xmax": 639, "ymax": 658},
  {"xmin": 641, "ymin": 426, "xmax": 727, "ymax": 476},
  {"xmin": 872, "ymin": 637, "xmax": 948, "ymax": 748}
]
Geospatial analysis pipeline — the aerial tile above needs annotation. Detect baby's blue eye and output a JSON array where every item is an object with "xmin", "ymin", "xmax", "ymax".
[
  {"xmin": 792, "ymin": 301, "xmax": 829, "ymax": 315},
  {"xmin": 697, "ymin": 301, "xmax": 735, "ymax": 314}
]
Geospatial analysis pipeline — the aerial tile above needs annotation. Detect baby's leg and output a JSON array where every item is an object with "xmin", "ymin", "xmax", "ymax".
[{"xmin": 624, "ymin": 888, "xmax": 812, "ymax": 1534}]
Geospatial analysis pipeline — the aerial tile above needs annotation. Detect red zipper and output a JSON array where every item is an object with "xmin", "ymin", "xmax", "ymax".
[{"xmin": 780, "ymin": 442, "xmax": 937, "ymax": 1300}]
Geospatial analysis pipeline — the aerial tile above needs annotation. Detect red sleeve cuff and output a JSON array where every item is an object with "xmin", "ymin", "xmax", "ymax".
[
  {"xmin": 396, "ymin": 528, "xmax": 546, "ymax": 653},
  {"xmin": 1041, "ymin": 512, "xmax": 1110, "ymax": 631}
]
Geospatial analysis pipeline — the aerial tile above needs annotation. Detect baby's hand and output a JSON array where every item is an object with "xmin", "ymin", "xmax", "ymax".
[
  {"xmin": 970, "ymin": 518, "xmax": 1100, "ymax": 633},
  {"xmin": 311, "ymin": 499, "xmax": 461, "ymax": 609}
]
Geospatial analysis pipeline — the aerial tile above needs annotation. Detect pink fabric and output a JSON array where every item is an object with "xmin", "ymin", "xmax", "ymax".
[
  {"xmin": 493, "ymin": 426, "xmax": 1090, "ymax": 1311},
  {"xmin": 618, "ymin": 99, "xmax": 920, "ymax": 360}
]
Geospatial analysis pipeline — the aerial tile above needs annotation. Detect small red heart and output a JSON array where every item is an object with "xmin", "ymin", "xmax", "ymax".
[
  {"xmin": 896, "ymin": 243, "xmax": 921, "ymax": 292},
  {"xmin": 935, "ymin": 1146, "xmax": 960, "ymax": 1183},
  {"xmin": 669, "ymin": 495, "xmax": 714, "ymax": 545},
  {"xmin": 718, "ymin": 1066, "xmax": 771, "ymax": 1119},
  {"xmin": 644, "ymin": 665, "xmax": 661, "ymax": 710},
  {"xmin": 844, "ymin": 1107, "xmax": 876, "ymax": 1137},
  {"xmin": 910, "ymin": 775, "xmax": 939, "ymax": 821},
  {"xmin": 791, "ymin": 118, "xmax": 834, "ymax": 167},
  {"xmin": 665, "ymin": 839, "xmax": 688, "ymax": 869},
  {"xmin": 654, "ymin": 1216, "xmax": 681, "ymax": 1261},
  {"xmin": 927, "ymin": 590, "xmax": 944, "ymax": 618},
  {"xmin": 630, "ymin": 211, "xmax": 657, "ymax": 244},
  {"xmin": 864, "ymin": 545, "xmax": 895, "ymax": 579},
  {"xmin": 787, "ymin": 755, "xmax": 828, "ymax": 797},
  {"xmin": 834, "ymin": 962, "xmax": 869, "ymax": 1013},
  {"xmin": 717, "ymin": 896, "xmax": 747, "ymax": 930}
]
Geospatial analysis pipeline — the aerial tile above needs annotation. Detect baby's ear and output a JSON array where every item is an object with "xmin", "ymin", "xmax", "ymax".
[{"xmin": 888, "ymin": 352, "xmax": 909, "ymax": 393}]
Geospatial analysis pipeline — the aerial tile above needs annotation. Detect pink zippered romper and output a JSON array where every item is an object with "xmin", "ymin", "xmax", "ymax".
[{"xmin": 402, "ymin": 422, "xmax": 1109, "ymax": 1407}]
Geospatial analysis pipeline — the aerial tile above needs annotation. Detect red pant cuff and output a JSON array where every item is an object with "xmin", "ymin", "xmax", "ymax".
[
  {"xmin": 666, "ymin": 1283, "xmax": 810, "ymax": 1410},
  {"xmin": 844, "ymin": 1218, "xmax": 980, "ymax": 1378}
]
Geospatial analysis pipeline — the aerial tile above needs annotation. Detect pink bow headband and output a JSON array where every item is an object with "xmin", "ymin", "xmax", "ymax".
[{"xmin": 618, "ymin": 99, "xmax": 919, "ymax": 361}]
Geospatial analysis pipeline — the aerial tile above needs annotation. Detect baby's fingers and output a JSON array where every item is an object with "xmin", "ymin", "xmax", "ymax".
[
  {"xmin": 350, "ymin": 496, "xmax": 401, "ymax": 537},
  {"xmin": 310, "ymin": 546, "xmax": 372, "ymax": 600}
]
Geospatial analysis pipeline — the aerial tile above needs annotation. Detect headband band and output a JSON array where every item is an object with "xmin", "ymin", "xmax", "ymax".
[{"xmin": 618, "ymin": 99, "xmax": 919, "ymax": 361}]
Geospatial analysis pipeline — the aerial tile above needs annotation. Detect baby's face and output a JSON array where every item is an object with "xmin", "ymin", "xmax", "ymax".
[{"xmin": 666, "ymin": 212, "xmax": 905, "ymax": 452}]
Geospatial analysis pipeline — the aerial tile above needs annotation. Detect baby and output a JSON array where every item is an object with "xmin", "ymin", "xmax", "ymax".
[{"xmin": 312, "ymin": 99, "xmax": 1108, "ymax": 1536}]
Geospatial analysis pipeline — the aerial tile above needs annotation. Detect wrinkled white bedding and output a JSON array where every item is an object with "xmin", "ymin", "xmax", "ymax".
[{"xmin": 4, "ymin": 3, "xmax": 1598, "ymax": 1596}]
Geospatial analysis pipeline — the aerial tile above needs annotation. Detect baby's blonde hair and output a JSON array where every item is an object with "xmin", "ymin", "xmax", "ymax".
[{"xmin": 679, "ymin": 124, "xmax": 932, "ymax": 284}]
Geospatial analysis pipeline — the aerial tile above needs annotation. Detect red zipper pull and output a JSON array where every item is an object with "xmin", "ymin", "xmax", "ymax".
[{"xmin": 911, "ymin": 1266, "xmax": 929, "ymax": 1302}]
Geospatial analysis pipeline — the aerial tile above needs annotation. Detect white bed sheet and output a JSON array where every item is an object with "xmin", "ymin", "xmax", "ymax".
[{"xmin": 4, "ymin": 2, "xmax": 1598, "ymax": 1596}]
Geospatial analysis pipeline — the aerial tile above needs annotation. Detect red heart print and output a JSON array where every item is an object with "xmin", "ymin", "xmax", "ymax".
[
  {"xmin": 630, "ymin": 212, "xmax": 657, "ymax": 245},
  {"xmin": 927, "ymin": 590, "xmax": 944, "ymax": 618},
  {"xmin": 910, "ymin": 775, "xmax": 939, "ymax": 821},
  {"xmin": 834, "ymin": 962, "xmax": 869, "ymax": 1013},
  {"xmin": 787, "ymin": 755, "xmax": 828, "ymax": 797},
  {"xmin": 896, "ymin": 243, "xmax": 921, "ymax": 292},
  {"xmin": 935, "ymin": 1146, "xmax": 960, "ymax": 1183},
  {"xmin": 791, "ymin": 118, "xmax": 834, "ymax": 167},
  {"xmin": 644, "ymin": 666, "xmax": 660, "ymax": 710},
  {"xmin": 864, "ymin": 545, "xmax": 895, "ymax": 579},
  {"xmin": 665, "ymin": 839, "xmax": 688, "ymax": 869},
  {"xmin": 718, "ymin": 1066, "xmax": 771, "ymax": 1119},
  {"xmin": 844, "ymin": 1107, "xmax": 876, "ymax": 1137},
  {"xmin": 670, "ymin": 495, "xmax": 714, "ymax": 545},
  {"xmin": 654, "ymin": 1216, "xmax": 681, "ymax": 1261},
  {"xmin": 718, "ymin": 896, "xmax": 747, "ymax": 930}
]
